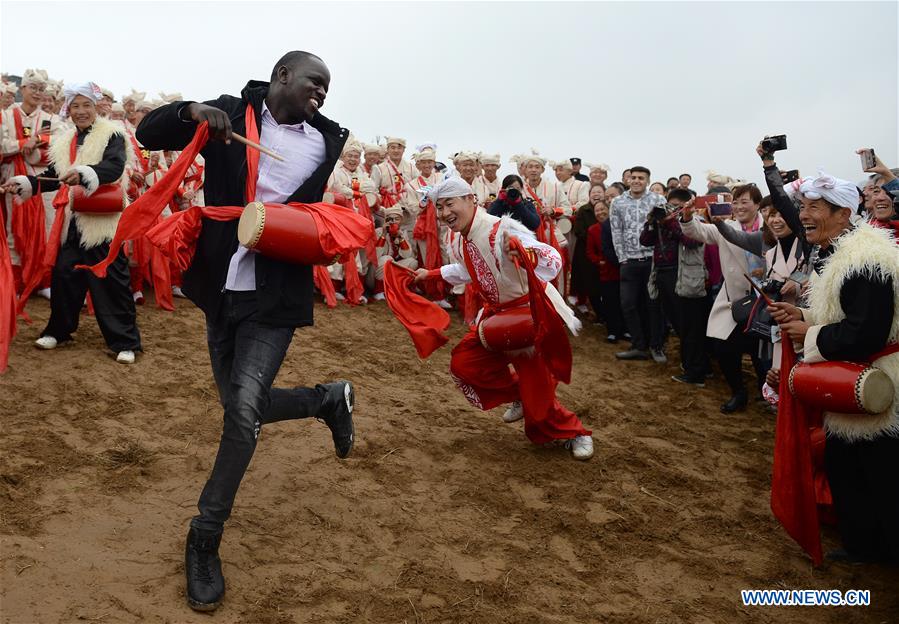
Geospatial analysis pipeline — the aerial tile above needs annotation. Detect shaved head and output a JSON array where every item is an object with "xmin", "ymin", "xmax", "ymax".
[{"xmin": 271, "ymin": 50, "xmax": 323, "ymax": 80}]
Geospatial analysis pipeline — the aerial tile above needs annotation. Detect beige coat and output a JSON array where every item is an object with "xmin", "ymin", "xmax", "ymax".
[{"xmin": 680, "ymin": 215, "xmax": 763, "ymax": 340}]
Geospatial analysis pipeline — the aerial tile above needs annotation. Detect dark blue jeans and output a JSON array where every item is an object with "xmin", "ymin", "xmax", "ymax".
[{"xmin": 192, "ymin": 291, "xmax": 326, "ymax": 532}]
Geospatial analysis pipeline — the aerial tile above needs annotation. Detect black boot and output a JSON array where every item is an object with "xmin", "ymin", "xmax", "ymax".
[
  {"xmin": 319, "ymin": 380, "xmax": 355, "ymax": 459},
  {"xmin": 720, "ymin": 392, "xmax": 748, "ymax": 414},
  {"xmin": 185, "ymin": 526, "xmax": 225, "ymax": 611}
]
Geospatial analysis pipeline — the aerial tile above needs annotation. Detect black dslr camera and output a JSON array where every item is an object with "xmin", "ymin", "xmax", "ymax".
[
  {"xmin": 761, "ymin": 134, "xmax": 788, "ymax": 154},
  {"xmin": 504, "ymin": 187, "xmax": 522, "ymax": 203},
  {"xmin": 648, "ymin": 204, "xmax": 669, "ymax": 223}
]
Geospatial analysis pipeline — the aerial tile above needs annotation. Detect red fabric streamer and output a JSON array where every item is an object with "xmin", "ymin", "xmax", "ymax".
[
  {"xmin": 342, "ymin": 252, "xmax": 364, "ymax": 306},
  {"xmin": 10, "ymin": 107, "xmax": 49, "ymax": 302},
  {"xmin": 0, "ymin": 226, "xmax": 16, "ymax": 373},
  {"xmin": 771, "ymin": 337, "xmax": 823, "ymax": 565},
  {"xmin": 313, "ymin": 265, "xmax": 337, "ymax": 308},
  {"xmin": 383, "ymin": 260, "xmax": 449, "ymax": 358},
  {"xmin": 77, "ymin": 122, "xmax": 212, "ymax": 277},
  {"xmin": 16, "ymin": 138, "xmax": 77, "ymax": 317},
  {"xmin": 508, "ymin": 237, "xmax": 573, "ymax": 384}
]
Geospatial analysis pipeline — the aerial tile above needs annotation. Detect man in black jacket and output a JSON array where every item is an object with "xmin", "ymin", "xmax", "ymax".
[{"xmin": 136, "ymin": 51, "xmax": 355, "ymax": 612}]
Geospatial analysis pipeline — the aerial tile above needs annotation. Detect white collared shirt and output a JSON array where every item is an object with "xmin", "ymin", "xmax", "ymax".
[{"xmin": 225, "ymin": 100, "xmax": 327, "ymax": 291}]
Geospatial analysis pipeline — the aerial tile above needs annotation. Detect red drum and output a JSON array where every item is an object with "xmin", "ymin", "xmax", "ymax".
[
  {"xmin": 477, "ymin": 306, "xmax": 535, "ymax": 352},
  {"xmin": 789, "ymin": 361, "xmax": 894, "ymax": 415},
  {"xmin": 71, "ymin": 183, "xmax": 126, "ymax": 213},
  {"xmin": 237, "ymin": 201, "xmax": 337, "ymax": 265}
]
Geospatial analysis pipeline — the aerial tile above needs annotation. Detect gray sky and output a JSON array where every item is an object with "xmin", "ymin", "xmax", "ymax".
[{"xmin": 3, "ymin": 1, "xmax": 897, "ymax": 187}]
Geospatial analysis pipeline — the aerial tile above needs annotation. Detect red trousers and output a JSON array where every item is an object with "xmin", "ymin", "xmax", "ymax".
[{"xmin": 449, "ymin": 330, "xmax": 590, "ymax": 445}]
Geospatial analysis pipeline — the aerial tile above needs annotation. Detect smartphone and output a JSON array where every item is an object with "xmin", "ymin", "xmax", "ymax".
[
  {"xmin": 781, "ymin": 169, "xmax": 799, "ymax": 183},
  {"xmin": 709, "ymin": 202, "xmax": 733, "ymax": 217},
  {"xmin": 40, "ymin": 119, "xmax": 52, "ymax": 131},
  {"xmin": 693, "ymin": 194, "xmax": 717, "ymax": 212},
  {"xmin": 859, "ymin": 148, "xmax": 876, "ymax": 170}
]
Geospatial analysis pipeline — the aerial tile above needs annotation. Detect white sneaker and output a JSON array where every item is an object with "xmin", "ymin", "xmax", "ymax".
[
  {"xmin": 36, "ymin": 288, "xmax": 51, "ymax": 300},
  {"xmin": 567, "ymin": 435, "xmax": 594, "ymax": 460},
  {"xmin": 358, "ymin": 295, "xmax": 368, "ymax": 305},
  {"xmin": 373, "ymin": 292, "xmax": 386, "ymax": 301},
  {"xmin": 436, "ymin": 299, "xmax": 452, "ymax": 309},
  {"xmin": 35, "ymin": 335, "xmax": 58, "ymax": 350},
  {"xmin": 116, "ymin": 350, "xmax": 135, "ymax": 364},
  {"xmin": 133, "ymin": 290, "xmax": 145, "ymax": 304},
  {"xmin": 335, "ymin": 292, "xmax": 346, "ymax": 301},
  {"xmin": 172, "ymin": 286, "xmax": 186, "ymax": 298},
  {"xmin": 502, "ymin": 401, "xmax": 524, "ymax": 423}
]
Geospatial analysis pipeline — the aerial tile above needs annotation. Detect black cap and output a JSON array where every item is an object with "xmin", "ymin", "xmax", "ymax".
[{"xmin": 570, "ymin": 157, "xmax": 581, "ymax": 165}]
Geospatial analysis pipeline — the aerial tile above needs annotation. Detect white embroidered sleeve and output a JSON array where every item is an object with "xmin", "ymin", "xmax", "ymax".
[
  {"xmin": 440, "ymin": 262, "xmax": 472, "ymax": 285},
  {"xmin": 515, "ymin": 229, "xmax": 563, "ymax": 281}
]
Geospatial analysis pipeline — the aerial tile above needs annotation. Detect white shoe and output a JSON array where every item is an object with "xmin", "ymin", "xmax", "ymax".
[
  {"xmin": 133, "ymin": 290, "xmax": 145, "ymax": 304},
  {"xmin": 373, "ymin": 292, "xmax": 386, "ymax": 301},
  {"xmin": 116, "ymin": 350, "xmax": 135, "ymax": 364},
  {"xmin": 172, "ymin": 286, "xmax": 186, "ymax": 298},
  {"xmin": 335, "ymin": 292, "xmax": 346, "ymax": 301},
  {"xmin": 436, "ymin": 299, "xmax": 452, "ymax": 309},
  {"xmin": 35, "ymin": 335, "xmax": 58, "ymax": 350},
  {"xmin": 502, "ymin": 401, "xmax": 524, "ymax": 423},
  {"xmin": 566, "ymin": 435, "xmax": 594, "ymax": 460},
  {"xmin": 358, "ymin": 295, "xmax": 368, "ymax": 305},
  {"xmin": 36, "ymin": 288, "xmax": 51, "ymax": 300}
]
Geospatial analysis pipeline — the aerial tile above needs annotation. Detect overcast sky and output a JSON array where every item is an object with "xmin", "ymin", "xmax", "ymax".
[{"xmin": 3, "ymin": 1, "xmax": 897, "ymax": 187}]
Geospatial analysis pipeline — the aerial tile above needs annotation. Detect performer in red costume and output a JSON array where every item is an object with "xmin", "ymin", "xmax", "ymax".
[{"xmin": 398, "ymin": 177, "xmax": 593, "ymax": 460}]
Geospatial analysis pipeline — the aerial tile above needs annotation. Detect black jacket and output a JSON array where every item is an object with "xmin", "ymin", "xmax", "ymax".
[
  {"xmin": 487, "ymin": 196, "xmax": 540, "ymax": 231},
  {"xmin": 136, "ymin": 81, "xmax": 348, "ymax": 327}
]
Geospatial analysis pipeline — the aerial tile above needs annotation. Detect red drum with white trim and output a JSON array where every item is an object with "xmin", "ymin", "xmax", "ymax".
[
  {"xmin": 789, "ymin": 361, "xmax": 894, "ymax": 415},
  {"xmin": 237, "ymin": 201, "xmax": 337, "ymax": 265},
  {"xmin": 477, "ymin": 306, "xmax": 535, "ymax": 352},
  {"xmin": 71, "ymin": 184, "xmax": 126, "ymax": 213}
]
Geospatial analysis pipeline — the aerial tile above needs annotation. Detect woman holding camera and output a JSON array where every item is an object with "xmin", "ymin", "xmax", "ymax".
[
  {"xmin": 680, "ymin": 184, "xmax": 768, "ymax": 413},
  {"xmin": 486, "ymin": 174, "xmax": 540, "ymax": 231}
]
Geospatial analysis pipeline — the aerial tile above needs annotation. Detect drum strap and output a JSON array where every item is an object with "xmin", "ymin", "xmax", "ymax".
[{"xmin": 867, "ymin": 343, "xmax": 899, "ymax": 363}]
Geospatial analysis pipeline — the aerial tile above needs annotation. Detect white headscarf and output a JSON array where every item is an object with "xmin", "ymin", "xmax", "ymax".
[
  {"xmin": 421, "ymin": 177, "xmax": 474, "ymax": 205},
  {"xmin": 61, "ymin": 81, "xmax": 102, "ymax": 116},
  {"xmin": 798, "ymin": 169, "xmax": 860, "ymax": 210}
]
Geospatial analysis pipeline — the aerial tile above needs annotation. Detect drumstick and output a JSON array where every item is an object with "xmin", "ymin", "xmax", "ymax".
[
  {"xmin": 37, "ymin": 176, "xmax": 60, "ymax": 182},
  {"xmin": 231, "ymin": 133, "xmax": 285, "ymax": 162},
  {"xmin": 744, "ymin": 273, "xmax": 774, "ymax": 306}
]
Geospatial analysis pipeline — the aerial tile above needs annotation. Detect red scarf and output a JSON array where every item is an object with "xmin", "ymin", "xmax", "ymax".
[
  {"xmin": 9, "ymin": 107, "xmax": 48, "ymax": 303},
  {"xmin": 0, "ymin": 225, "xmax": 16, "ymax": 373},
  {"xmin": 382, "ymin": 260, "xmax": 449, "ymax": 358},
  {"xmin": 771, "ymin": 338, "xmax": 823, "ymax": 565},
  {"xmin": 16, "ymin": 135, "xmax": 78, "ymax": 317},
  {"xmin": 79, "ymin": 107, "xmax": 373, "ymax": 280}
]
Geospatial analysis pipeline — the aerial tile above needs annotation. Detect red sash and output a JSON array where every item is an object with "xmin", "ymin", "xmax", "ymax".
[
  {"xmin": 9, "ymin": 107, "xmax": 48, "ymax": 304},
  {"xmin": 16, "ymin": 135, "xmax": 78, "ymax": 316}
]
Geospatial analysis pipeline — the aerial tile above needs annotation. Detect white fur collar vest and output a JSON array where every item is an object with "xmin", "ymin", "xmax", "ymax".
[
  {"xmin": 49, "ymin": 117, "xmax": 132, "ymax": 249},
  {"xmin": 806, "ymin": 223, "xmax": 899, "ymax": 441}
]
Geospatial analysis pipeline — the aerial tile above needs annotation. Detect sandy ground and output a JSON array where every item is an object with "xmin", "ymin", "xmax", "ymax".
[{"xmin": 1, "ymin": 295, "xmax": 897, "ymax": 624}]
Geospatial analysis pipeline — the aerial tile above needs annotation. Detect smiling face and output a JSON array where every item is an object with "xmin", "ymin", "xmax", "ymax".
[
  {"xmin": 594, "ymin": 202, "xmax": 609, "ymax": 222},
  {"xmin": 277, "ymin": 56, "xmax": 330, "ymax": 123},
  {"xmin": 483, "ymin": 163, "xmax": 499, "ymax": 180},
  {"xmin": 589, "ymin": 185, "xmax": 605, "ymax": 205},
  {"xmin": 387, "ymin": 142, "xmax": 405, "ymax": 163},
  {"xmin": 628, "ymin": 171, "xmax": 648, "ymax": 196},
  {"xmin": 0, "ymin": 92, "xmax": 13, "ymax": 109},
  {"xmin": 457, "ymin": 159, "xmax": 479, "ymax": 183},
  {"xmin": 436, "ymin": 194, "xmax": 476, "ymax": 233},
  {"xmin": 866, "ymin": 185, "xmax": 896, "ymax": 222},
  {"xmin": 649, "ymin": 182, "xmax": 666, "ymax": 196},
  {"xmin": 589, "ymin": 168, "xmax": 607, "ymax": 185},
  {"xmin": 342, "ymin": 150, "xmax": 361, "ymax": 170},
  {"xmin": 799, "ymin": 197, "xmax": 850, "ymax": 247},
  {"xmin": 21, "ymin": 82, "xmax": 45, "ymax": 110},
  {"xmin": 731, "ymin": 192, "xmax": 759, "ymax": 225},
  {"xmin": 97, "ymin": 96, "xmax": 113, "ymax": 117},
  {"xmin": 69, "ymin": 95, "xmax": 98, "ymax": 130},
  {"xmin": 554, "ymin": 165, "xmax": 572, "ymax": 182},
  {"xmin": 416, "ymin": 159, "xmax": 435, "ymax": 178},
  {"xmin": 605, "ymin": 185, "xmax": 622, "ymax": 201},
  {"xmin": 524, "ymin": 161, "xmax": 544, "ymax": 186},
  {"xmin": 762, "ymin": 206, "xmax": 792, "ymax": 239}
]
